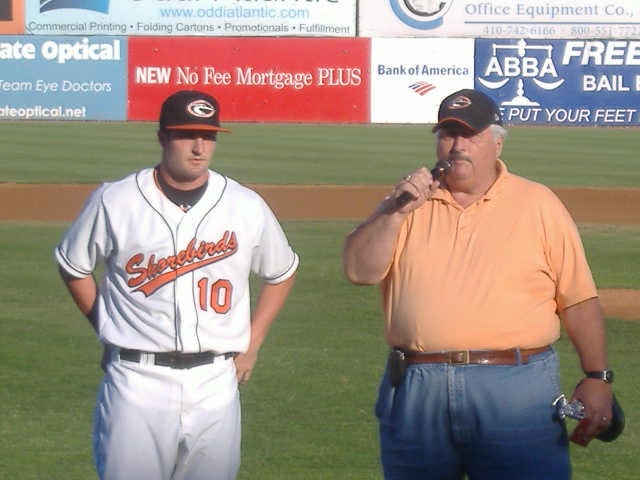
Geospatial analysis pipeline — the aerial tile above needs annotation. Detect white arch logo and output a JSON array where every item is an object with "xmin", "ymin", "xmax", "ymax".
[{"xmin": 478, "ymin": 39, "xmax": 565, "ymax": 106}]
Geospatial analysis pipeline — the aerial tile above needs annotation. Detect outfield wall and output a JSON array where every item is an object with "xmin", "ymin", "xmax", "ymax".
[
  {"xmin": 5, "ymin": 1, "xmax": 640, "ymax": 39},
  {"xmin": 1, "ymin": 1, "xmax": 640, "ymax": 126}
]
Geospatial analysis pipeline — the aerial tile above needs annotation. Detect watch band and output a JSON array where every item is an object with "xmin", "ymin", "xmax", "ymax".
[{"xmin": 584, "ymin": 369, "xmax": 614, "ymax": 383}]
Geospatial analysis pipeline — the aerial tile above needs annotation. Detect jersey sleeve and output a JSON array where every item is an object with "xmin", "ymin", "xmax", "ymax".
[
  {"xmin": 250, "ymin": 199, "xmax": 299, "ymax": 284},
  {"xmin": 54, "ymin": 184, "xmax": 113, "ymax": 278}
]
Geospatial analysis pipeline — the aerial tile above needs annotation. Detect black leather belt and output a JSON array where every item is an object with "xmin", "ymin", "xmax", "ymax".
[{"xmin": 119, "ymin": 348, "xmax": 236, "ymax": 369}]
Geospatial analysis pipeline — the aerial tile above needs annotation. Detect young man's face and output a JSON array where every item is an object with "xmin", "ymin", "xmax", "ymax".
[{"xmin": 158, "ymin": 129, "xmax": 217, "ymax": 187}]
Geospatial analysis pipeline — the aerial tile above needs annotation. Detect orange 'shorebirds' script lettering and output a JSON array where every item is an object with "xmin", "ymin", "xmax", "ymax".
[{"xmin": 126, "ymin": 231, "xmax": 238, "ymax": 296}]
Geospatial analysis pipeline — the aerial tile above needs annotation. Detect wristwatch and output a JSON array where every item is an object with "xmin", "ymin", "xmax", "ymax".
[{"xmin": 584, "ymin": 369, "xmax": 614, "ymax": 383}]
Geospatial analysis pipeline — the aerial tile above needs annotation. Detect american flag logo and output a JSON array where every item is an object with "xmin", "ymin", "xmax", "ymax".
[{"xmin": 409, "ymin": 81, "xmax": 436, "ymax": 96}]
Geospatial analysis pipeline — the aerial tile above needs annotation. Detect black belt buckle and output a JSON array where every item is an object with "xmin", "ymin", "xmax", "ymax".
[
  {"xmin": 119, "ymin": 348, "xmax": 141, "ymax": 363},
  {"xmin": 388, "ymin": 348, "xmax": 407, "ymax": 388},
  {"xmin": 154, "ymin": 352, "xmax": 215, "ymax": 369},
  {"xmin": 119, "ymin": 349, "xmax": 228, "ymax": 369}
]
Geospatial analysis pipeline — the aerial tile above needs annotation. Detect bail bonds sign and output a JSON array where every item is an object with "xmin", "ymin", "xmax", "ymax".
[{"xmin": 475, "ymin": 38, "xmax": 640, "ymax": 126}]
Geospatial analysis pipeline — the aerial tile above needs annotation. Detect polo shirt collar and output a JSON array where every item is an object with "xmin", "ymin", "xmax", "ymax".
[{"xmin": 484, "ymin": 159, "xmax": 509, "ymax": 200}]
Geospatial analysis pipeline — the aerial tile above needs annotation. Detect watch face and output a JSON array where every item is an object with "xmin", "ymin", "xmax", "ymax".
[{"xmin": 605, "ymin": 370, "xmax": 614, "ymax": 382}]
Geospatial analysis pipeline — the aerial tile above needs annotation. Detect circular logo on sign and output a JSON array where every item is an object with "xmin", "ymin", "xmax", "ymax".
[{"xmin": 390, "ymin": 0, "xmax": 453, "ymax": 30}]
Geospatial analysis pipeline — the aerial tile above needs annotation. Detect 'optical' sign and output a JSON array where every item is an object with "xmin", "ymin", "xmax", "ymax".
[
  {"xmin": 0, "ymin": 35, "xmax": 126, "ymax": 121},
  {"xmin": 0, "ymin": 36, "xmax": 120, "ymax": 63}
]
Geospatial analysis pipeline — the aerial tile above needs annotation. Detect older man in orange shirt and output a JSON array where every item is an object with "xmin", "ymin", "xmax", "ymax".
[{"xmin": 343, "ymin": 89, "xmax": 615, "ymax": 480}]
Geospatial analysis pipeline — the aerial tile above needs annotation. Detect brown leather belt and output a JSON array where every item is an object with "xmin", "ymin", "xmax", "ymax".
[{"xmin": 404, "ymin": 345, "xmax": 551, "ymax": 366}]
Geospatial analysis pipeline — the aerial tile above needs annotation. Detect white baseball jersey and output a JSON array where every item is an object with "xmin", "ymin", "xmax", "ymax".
[{"xmin": 55, "ymin": 167, "xmax": 299, "ymax": 354}]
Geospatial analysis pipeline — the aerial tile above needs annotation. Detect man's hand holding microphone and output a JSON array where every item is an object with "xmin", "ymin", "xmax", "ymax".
[{"xmin": 394, "ymin": 160, "xmax": 452, "ymax": 210}]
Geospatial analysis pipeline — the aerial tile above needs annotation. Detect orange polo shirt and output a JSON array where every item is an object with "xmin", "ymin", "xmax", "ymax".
[{"xmin": 381, "ymin": 161, "xmax": 598, "ymax": 352}]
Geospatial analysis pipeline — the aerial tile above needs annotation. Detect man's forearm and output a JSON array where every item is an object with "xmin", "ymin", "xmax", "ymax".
[
  {"xmin": 59, "ymin": 268, "xmax": 99, "ymax": 332},
  {"xmin": 560, "ymin": 297, "xmax": 608, "ymax": 372},
  {"xmin": 248, "ymin": 274, "xmax": 297, "ymax": 351}
]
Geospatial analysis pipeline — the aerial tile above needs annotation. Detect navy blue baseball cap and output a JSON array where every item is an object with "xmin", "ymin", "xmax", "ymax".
[
  {"xmin": 432, "ymin": 89, "xmax": 502, "ymax": 132},
  {"xmin": 159, "ymin": 90, "xmax": 231, "ymax": 133}
]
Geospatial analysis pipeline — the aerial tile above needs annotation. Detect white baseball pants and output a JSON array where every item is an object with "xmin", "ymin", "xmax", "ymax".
[{"xmin": 93, "ymin": 353, "xmax": 241, "ymax": 480}]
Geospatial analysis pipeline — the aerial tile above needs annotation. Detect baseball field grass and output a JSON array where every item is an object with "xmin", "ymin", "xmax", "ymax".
[
  {"xmin": 1, "ymin": 122, "xmax": 638, "ymax": 479},
  {"xmin": 0, "ymin": 221, "xmax": 638, "ymax": 479},
  {"xmin": 1, "ymin": 121, "xmax": 640, "ymax": 186}
]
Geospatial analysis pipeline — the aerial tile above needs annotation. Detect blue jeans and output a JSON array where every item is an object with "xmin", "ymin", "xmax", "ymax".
[{"xmin": 375, "ymin": 348, "xmax": 570, "ymax": 480}]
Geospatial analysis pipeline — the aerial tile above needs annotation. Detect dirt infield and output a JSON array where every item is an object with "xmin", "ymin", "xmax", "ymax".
[
  {"xmin": 1, "ymin": 183, "xmax": 638, "ymax": 319},
  {"xmin": 2, "ymin": 183, "xmax": 640, "ymax": 224}
]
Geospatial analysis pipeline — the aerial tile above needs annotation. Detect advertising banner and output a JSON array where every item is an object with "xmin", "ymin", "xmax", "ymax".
[
  {"xmin": 0, "ymin": 0, "xmax": 24, "ymax": 33},
  {"xmin": 475, "ymin": 38, "xmax": 640, "ymax": 126},
  {"xmin": 370, "ymin": 38, "xmax": 474, "ymax": 123},
  {"xmin": 360, "ymin": 0, "xmax": 640, "ymax": 39},
  {"xmin": 0, "ymin": 35, "xmax": 127, "ymax": 120},
  {"xmin": 25, "ymin": 0, "xmax": 356, "ymax": 37},
  {"xmin": 128, "ymin": 37, "xmax": 369, "ymax": 123}
]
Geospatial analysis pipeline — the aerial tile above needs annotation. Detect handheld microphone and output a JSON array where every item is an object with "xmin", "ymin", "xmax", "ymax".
[{"xmin": 395, "ymin": 160, "xmax": 452, "ymax": 208}]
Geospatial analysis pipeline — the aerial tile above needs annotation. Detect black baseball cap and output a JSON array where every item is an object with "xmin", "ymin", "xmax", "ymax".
[
  {"xmin": 432, "ymin": 89, "xmax": 502, "ymax": 132},
  {"xmin": 159, "ymin": 90, "xmax": 231, "ymax": 133}
]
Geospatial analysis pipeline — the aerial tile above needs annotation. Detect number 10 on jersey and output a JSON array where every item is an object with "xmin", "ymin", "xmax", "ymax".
[{"xmin": 197, "ymin": 277, "xmax": 232, "ymax": 313}]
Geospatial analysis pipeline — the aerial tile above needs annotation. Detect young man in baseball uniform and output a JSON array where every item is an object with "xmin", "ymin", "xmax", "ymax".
[{"xmin": 55, "ymin": 90, "xmax": 299, "ymax": 480}]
